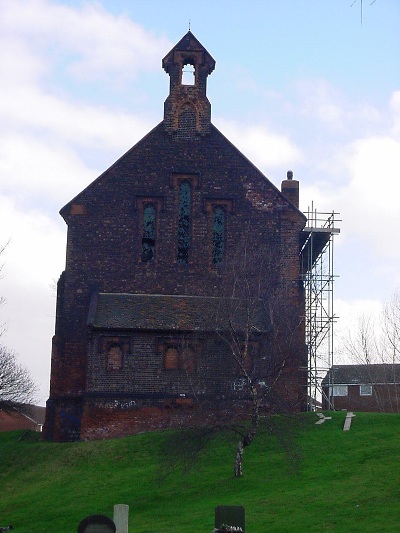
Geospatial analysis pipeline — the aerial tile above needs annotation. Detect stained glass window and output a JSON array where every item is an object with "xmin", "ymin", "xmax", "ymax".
[
  {"xmin": 177, "ymin": 181, "xmax": 191, "ymax": 263},
  {"xmin": 212, "ymin": 205, "xmax": 225, "ymax": 264},
  {"xmin": 142, "ymin": 203, "xmax": 156, "ymax": 262}
]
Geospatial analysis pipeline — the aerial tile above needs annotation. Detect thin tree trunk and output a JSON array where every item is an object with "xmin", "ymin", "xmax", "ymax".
[
  {"xmin": 234, "ymin": 385, "xmax": 259, "ymax": 477},
  {"xmin": 234, "ymin": 439, "xmax": 244, "ymax": 477}
]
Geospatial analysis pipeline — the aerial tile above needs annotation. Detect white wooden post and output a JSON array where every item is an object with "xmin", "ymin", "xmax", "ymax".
[{"xmin": 113, "ymin": 504, "xmax": 129, "ymax": 533}]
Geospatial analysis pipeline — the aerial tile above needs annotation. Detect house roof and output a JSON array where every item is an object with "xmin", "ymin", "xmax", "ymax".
[
  {"xmin": 322, "ymin": 364, "xmax": 400, "ymax": 386},
  {"xmin": 88, "ymin": 292, "xmax": 270, "ymax": 333},
  {"xmin": 0, "ymin": 404, "xmax": 46, "ymax": 432}
]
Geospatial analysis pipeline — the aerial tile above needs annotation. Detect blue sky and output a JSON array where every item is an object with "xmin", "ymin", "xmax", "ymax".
[{"xmin": 0, "ymin": 0, "xmax": 399, "ymax": 404}]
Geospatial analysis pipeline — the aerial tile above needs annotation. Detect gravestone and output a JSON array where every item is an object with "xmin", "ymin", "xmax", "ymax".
[
  {"xmin": 77, "ymin": 514, "xmax": 116, "ymax": 533},
  {"xmin": 113, "ymin": 504, "xmax": 129, "ymax": 533},
  {"xmin": 215, "ymin": 505, "xmax": 245, "ymax": 532}
]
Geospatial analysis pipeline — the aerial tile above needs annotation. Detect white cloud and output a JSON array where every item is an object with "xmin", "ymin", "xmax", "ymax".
[
  {"xmin": 0, "ymin": 134, "xmax": 95, "ymax": 205},
  {"xmin": 0, "ymin": 195, "xmax": 66, "ymax": 404},
  {"xmin": 389, "ymin": 90, "xmax": 400, "ymax": 137},
  {"xmin": 0, "ymin": 0, "xmax": 170, "ymax": 82},
  {"xmin": 0, "ymin": 0, "xmax": 161, "ymax": 209},
  {"xmin": 0, "ymin": 83, "xmax": 154, "ymax": 150},
  {"xmin": 0, "ymin": 195, "xmax": 65, "ymax": 288},
  {"xmin": 214, "ymin": 117, "xmax": 303, "ymax": 171},
  {"xmin": 295, "ymin": 78, "xmax": 345, "ymax": 129},
  {"xmin": 336, "ymin": 135, "xmax": 400, "ymax": 257}
]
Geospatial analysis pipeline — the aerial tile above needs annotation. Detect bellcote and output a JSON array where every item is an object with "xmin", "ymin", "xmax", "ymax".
[{"xmin": 162, "ymin": 31, "xmax": 215, "ymax": 139}]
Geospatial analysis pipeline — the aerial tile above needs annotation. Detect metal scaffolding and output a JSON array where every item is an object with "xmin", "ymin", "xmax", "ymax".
[{"xmin": 299, "ymin": 204, "xmax": 340, "ymax": 410}]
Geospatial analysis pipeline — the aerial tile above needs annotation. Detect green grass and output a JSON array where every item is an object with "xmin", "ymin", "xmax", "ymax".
[{"xmin": 1, "ymin": 412, "xmax": 400, "ymax": 532}]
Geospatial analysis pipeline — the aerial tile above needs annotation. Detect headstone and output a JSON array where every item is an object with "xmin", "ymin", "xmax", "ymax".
[
  {"xmin": 77, "ymin": 514, "xmax": 116, "ymax": 533},
  {"xmin": 215, "ymin": 505, "xmax": 245, "ymax": 532},
  {"xmin": 113, "ymin": 504, "xmax": 129, "ymax": 533},
  {"xmin": 343, "ymin": 411, "xmax": 355, "ymax": 431}
]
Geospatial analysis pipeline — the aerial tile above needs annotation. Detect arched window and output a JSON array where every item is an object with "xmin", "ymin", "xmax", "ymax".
[
  {"xmin": 177, "ymin": 180, "xmax": 191, "ymax": 263},
  {"xmin": 212, "ymin": 205, "xmax": 226, "ymax": 265},
  {"xmin": 181, "ymin": 61, "xmax": 195, "ymax": 85},
  {"xmin": 142, "ymin": 203, "xmax": 156, "ymax": 262}
]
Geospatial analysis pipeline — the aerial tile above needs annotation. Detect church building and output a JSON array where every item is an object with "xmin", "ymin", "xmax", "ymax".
[{"xmin": 44, "ymin": 31, "xmax": 308, "ymax": 442}]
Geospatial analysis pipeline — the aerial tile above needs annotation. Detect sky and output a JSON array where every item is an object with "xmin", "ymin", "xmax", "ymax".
[{"xmin": 0, "ymin": 0, "xmax": 399, "ymax": 405}]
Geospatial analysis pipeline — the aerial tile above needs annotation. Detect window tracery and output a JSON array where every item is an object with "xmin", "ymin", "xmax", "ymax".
[
  {"xmin": 177, "ymin": 180, "xmax": 192, "ymax": 263},
  {"xmin": 141, "ymin": 202, "xmax": 156, "ymax": 262},
  {"xmin": 212, "ymin": 205, "xmax": 226, "ymax": 265}
]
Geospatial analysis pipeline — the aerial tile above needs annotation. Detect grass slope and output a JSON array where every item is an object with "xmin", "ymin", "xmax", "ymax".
[{"xmin": 0, "ymin": 412, "xmax": 399, "ymax": 532}]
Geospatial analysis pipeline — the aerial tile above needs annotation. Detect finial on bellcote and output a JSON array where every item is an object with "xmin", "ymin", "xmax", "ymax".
[{"xmin": 188, "ymin": 19, "xmax": 191, "ymax": 31}]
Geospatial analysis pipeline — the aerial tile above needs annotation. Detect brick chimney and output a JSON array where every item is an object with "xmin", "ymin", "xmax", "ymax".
[{"xmin": 281, "ymin": 170, "xmax": 299, "ymax": 208}]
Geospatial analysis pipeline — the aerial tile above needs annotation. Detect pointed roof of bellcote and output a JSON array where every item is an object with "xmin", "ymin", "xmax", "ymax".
[{"xmin": 162, "ymin": 30, "xmax": 216, "ymax": 74}]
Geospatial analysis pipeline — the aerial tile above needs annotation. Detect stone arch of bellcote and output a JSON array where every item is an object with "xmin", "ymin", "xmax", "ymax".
[{"xmin": 162, "ymin": 30, "xmax": 215, "ymax": 138}]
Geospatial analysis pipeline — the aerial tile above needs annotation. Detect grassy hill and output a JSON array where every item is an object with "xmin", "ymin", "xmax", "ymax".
[{"xmin": 0, "ymin": 411, "xmax": 399, "ymax": 532}]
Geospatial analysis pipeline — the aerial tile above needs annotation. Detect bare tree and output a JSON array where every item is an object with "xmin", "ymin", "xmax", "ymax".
[
  {"xmin": 0, "ymin": 241, "xmax": 9, "ymax": 333},
  {"xmin": 343, "ymin": 292, "xmax": 400, "ymax": 366},
  {"xmin": 165, "ymin": 232, "xmax": 306, "ymax": 478},
  {"xmin": 339, "ymin": 291, "xmax": 400, "ymax": 412},
  {"xmin": 0, "ymin": 345, "xmax": 37, "ymax": 410},
  {"xmin": 212, "ymin": 234, "xmax": 306, "ymax": 476},
  {"xmin": 0, "ymin": 242, "xmax": 37, "ymax": 411}
]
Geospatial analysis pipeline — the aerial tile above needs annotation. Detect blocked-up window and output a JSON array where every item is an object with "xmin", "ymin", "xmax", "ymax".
[
  {"xmin": 162, "ymin": 343, "xmax": 196, "ymax": 373},
  {"xmin": 332, "ymin": 385, "xmax": 348, "ymax": 397},
  {"xmin": 107, "ymin": 343, "xmax": 123, "ymax": 371},
  {"xmin": 101, "ymin": 336, "xmax": 129, "ymax": 371},
  {"xmin": 212, "ymin": 206, "xmax": 226, "ymax": 265},
  {"xmin": 177, "ymin": 104, "xmax": 197, "ymax": 140},
  {"xmin": 163, "ymin": 346, "xmax": 180, "ymax": 370},
  {"xmin": 182, "ymin": 346, "xmax": 196, "ymax": 373},
  {"xmin": 177, "ymin": 180, "xmax": 191, "ymax": 263},
  {"xmin": 142, "ymin": 202, "xmax": 156, "ymax": 262},
  {"xmin": 360, "ymin": 384, "xmax": 372, "ymax": 396}
]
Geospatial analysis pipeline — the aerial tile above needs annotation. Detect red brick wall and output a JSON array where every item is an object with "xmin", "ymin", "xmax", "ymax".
[
  {"xmin": 45, "ymin": 36, "xmax": 307, "ymax": 440},
  {"xmin": 322, "ymin": 384, "xmax": 400, "ymax": 412}
]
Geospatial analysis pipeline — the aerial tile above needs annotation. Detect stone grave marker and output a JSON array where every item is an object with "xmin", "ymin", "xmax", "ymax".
[
  {"xmin": 113, "ymin": 504, "xmax": 129, "ymax": 533},
  {"xmin": 77, "ymin": 514, "xmax": 116, "ymax": 533},
  {"xmin": 215, "ymin": 505, "xmax": 245, "ymax": 532}
]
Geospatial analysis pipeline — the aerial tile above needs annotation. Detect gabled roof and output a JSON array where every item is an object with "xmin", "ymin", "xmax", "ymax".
[
  {"xmin": 60, "ymin": 122, "xmax": 306, "ymax": 224},
  {"xmin": 88, "ymin": 292, "xmax": 270, "ymax": 333},
  {"xmin": 322, "ymin": 364, "xmax": 400, "ymax": 386},
  {"xmin": 162, "ymin": 30, "xmax": 216, "ymax": 74}
]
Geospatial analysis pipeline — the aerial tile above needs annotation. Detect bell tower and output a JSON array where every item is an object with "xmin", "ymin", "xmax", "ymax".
[{"xmin": 162, "ymin": 31, "xmax": 216, "ymax": 139}]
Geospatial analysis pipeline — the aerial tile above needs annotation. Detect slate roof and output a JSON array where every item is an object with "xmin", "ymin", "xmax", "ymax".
[
  {"xmin": 88, "ymin": 293, "xmax": 270, "ymax": 333},
  {"xmin": 322, "ymin": 364, "xmax": 400, "ymax": 386}
]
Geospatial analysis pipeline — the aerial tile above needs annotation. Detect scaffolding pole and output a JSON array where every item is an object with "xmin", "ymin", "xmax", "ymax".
[{"xmin": 300, "ymin": 203, "xmax": 340, "ymax": 410}]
